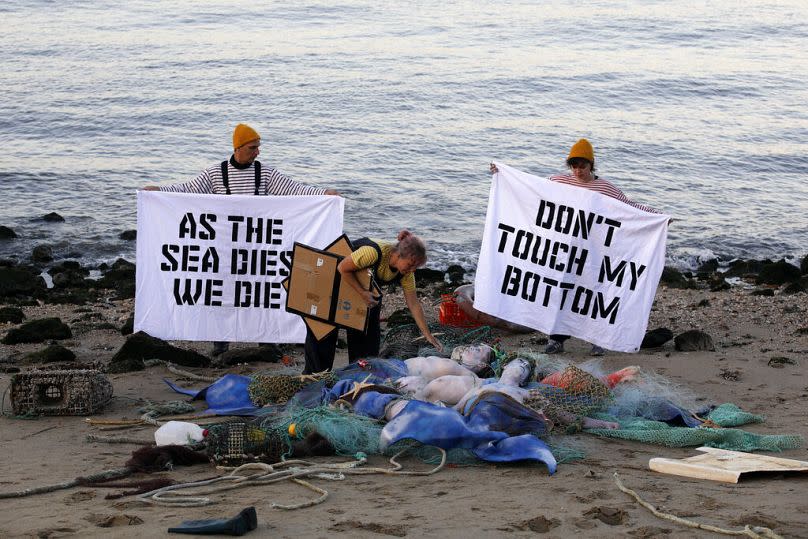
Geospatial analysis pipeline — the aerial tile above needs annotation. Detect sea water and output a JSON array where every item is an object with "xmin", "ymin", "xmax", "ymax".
[{"xmin": 1, "ymin": 0, "xmax": 806, "ymax": 272}]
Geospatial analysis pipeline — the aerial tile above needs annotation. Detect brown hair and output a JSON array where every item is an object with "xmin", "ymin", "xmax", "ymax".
[{"xmin": 393, "ymin": 229, "xmax": 427, "ymax": 265}]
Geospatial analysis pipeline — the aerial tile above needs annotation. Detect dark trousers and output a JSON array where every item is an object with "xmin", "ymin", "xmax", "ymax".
[
  {"xmin": 303, "ymin": 302, "xmax": 382, "ymax": 374},
  {"xmin": 550, "ymin": 334, "xmax": 570, "ymax": 343}
]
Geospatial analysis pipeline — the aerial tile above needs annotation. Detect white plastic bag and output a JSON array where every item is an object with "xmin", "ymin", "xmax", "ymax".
[{"xmin": 154, "ymin": 420, "xmax": 206, "ymax": 446}]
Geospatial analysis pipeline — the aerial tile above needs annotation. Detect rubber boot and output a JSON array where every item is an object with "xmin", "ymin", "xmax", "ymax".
[{"xmin": 168, "ymin": 506, "xmax": 257, "ymax": 536}]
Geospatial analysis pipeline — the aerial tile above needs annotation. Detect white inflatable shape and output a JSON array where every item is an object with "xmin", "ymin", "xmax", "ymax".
[
  {"xmin": 499, "ymin": 358, "xmax": 531, "ymax": 387},
  {"xmin": 404, "ymin": 356, "xmax": 476, "ymax": 381},
  {"xmin": 395, "ymin": 375, "xmax": 428, "ymax": 395},
  {"xmin": 450, "ymin": 344, "xmax": 494, "ymax": 373},
  {"xmin": 416, "ymin": 374, "xmax": 482, "ymax": 406}
]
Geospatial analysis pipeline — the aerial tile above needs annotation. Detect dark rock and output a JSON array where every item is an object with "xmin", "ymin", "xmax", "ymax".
[
  {"xmin": 121, "ymin": 313, "xmax": 134, "ymax": 335},
  {"xmin": 756, "ymin": 259, "xmax": 801, "ymax": 285},
  {"xmin": 0, "ymin": 306, "xmax": 25, "ymax": 324},
  {"xmin": 708, "ymin": 276, "xmax": 730, "ymax": 292},
  {"xmin": 751, "ymin": 288, "xmax": 774, "ymax": 297},
  {"xmin": 781, "ymin": 281, "xmax": 806, "ymax": 295},
  {"xmin": 43, "ymin": 288, "xmax": 98, "ymax": 305},
  {"xmin": 801, "ymin": 255, "xmax": 808, "ymax": 275},
  {"xmin": 98, "ymin": 262, "xmax": 109, "ymax": 271},
  {"xmin": 52, "ymin": 269, "xmax": 91, "ymax": 289},
  {"xmin": 640, "ymin": 327, "xmax": 673, "ymax": 349},
  {"xmin": 697, "ymin": 299, "xmax": 710, "ymax": 307},
  {"xmin": 108, "ymin": 331, "xmax": 210, "ymax": 373},
  {"xmin": 723, "ymin": 258, "xmax": 770, "ymax": 278},
  {"xmin": 119, "ymin": 230, "xmax": 137, "ymax": 241},
  {"xmin": 697, "ymin": 259, "xmax": 719, "ymax": 273},
  {"xmin": 446, "ymin": 265, "xmax": 466, "ymax": 284},
  {"xmin": 215, "ymin": 344, "xmax": 284, "ymax": 366},
  {"xmin": 42, "ymin": 212, "xmax": 65, "ymax": 222},
  {"xmin": 111, "ymin": 258, "xmax": 136, "ymax": 271},
  {"xmin": 2, "ymin": 317, "xmax": 72, "ymax": 344},
  {"xmin": 386, "ymin": 308, "xmax": 415, "ymax": 328},
  {"xmin": 94, "ymin": 322, "xmax": 119, "ymax": 330},
  {"xmin": 659, "ymin": 267, "xmax": 695, "ymax": 289},
  {"xmin": 0, "ymin": 259, "xmax": 16, "ymax": 267},
  {"xmin": 767, "ymin": 356, "xmax": 796, "ymax": 368},
  {"xmin": 415, "ymin": 267, "xmax": 445, "ymax": 284},
  {"xmin": 24, "ymin": 344, "xmax": 76, "ymax": 363},
  {"xmin": 96, "ymin": 258, "xmax": 136, "ymax": 299},
  {"xmin": 49, "ymin": 260, "xmax": 88, "ymax": 276},
  {"xmin": 0, "ymin": 267, "xmax": 46, "ymax": 298},
  {"xmin": 0, "ymin": 226, "xmax": 17, "ymax": 239},
  {"xmin": 674, "ymin": 330, "xmax": 715, "ymax": 352},
  {"xmin": 31, "ymin": 244, "xmax": 54, "ymax": 263}
]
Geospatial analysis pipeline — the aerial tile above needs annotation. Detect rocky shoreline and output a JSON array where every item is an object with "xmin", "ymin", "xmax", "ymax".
[{"xmin": 1, "ymin": 214, "xmax": 807, "ymax": 370}]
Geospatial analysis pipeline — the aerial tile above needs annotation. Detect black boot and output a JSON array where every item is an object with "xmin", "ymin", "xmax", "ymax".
[{"xmin": 168, "ymin": 506, "xmax": 257, "ymax": 536}]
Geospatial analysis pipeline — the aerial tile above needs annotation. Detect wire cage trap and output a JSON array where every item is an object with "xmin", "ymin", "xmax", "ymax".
[{"xmin": 10, "ymin": 364, "xmax": 113, "ymax": 416}]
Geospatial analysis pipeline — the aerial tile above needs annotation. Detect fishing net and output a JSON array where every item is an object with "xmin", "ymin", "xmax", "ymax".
[
  {"xmin": 205, "ymin": 418, "xmax": 291, "ymax": 465},
  {"xmin": 247, "ymin": 372, "xmax": 337, "ymax": 406},
  {"xmin": 257, "ymin": 405, "xmax": 385, "ymax": 456},
  {"xmin": 707, "ymin": 403, "xmax": 764, "ymax": 427},
  {"xmin": 524, "ymin": 365, "xmax": 612, "ymax": 425},
  {"xmin": 585, "ymin": 415, "xmax": 804, "ymax": 452},
  {"xmin": 379, "ymin": 323, "xmax": 494, "ymax": 359},
  {"xmin": 10, "ymin": 365, "xmax": 113, "ymax": 416}
]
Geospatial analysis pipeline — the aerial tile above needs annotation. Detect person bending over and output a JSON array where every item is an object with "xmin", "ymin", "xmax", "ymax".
[{"xmin": 304, "ymin": 230, "xmax": 443, "ymax": 374}]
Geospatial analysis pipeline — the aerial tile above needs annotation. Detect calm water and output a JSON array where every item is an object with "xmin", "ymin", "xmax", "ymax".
[{"xmin": 1, "ymin": 0, "xmax": 807, "ymax": 272}]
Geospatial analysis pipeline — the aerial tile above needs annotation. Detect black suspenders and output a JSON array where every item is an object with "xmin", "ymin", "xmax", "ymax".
[
  {"xmin": 220, "ymin": 160, "xmax": 262, "ymax": 195},
  {"xmin": 351, "ymin": 237, "xmax": 403, "ymax": 286}
]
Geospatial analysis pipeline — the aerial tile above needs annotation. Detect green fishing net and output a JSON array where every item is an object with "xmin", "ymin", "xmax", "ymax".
[
  {"xmin": 380, "ymin": 322, "xmax": 493, "ymax": 359},
  {"xmin": 707, "ymin": 403, "xmax": 764, "ymax": 427},
  {"xmin": 585, "ymin": 415, "xmax": 803, "ymax": 452}
]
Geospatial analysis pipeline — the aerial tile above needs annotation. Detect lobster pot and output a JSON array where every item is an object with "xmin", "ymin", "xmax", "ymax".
[
  {"xmin": 205, "ymin": 419, "xmax": 289, "ymax": 466},
  {"xmin": 11, "ymin": 367, "xmax": 113, "ymax": 416}
]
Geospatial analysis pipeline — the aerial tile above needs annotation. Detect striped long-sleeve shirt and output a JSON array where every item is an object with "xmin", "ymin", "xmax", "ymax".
[
  {"xmin": 159, "ymin": 157, "xmax": 327, "ymax": 196},
  {"xmin": 549, "ymin": 173, "xmax": 660, "ymax": 214}
]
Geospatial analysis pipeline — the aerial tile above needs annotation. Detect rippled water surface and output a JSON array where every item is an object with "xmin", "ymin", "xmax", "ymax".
[{"xmin": 1, "ymin": 0, "xmax": 806, "ymax": 270}]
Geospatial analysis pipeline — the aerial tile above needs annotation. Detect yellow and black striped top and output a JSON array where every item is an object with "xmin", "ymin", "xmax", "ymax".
[{"xmin": 350, "ymin": 239, "xmax": 416, "ymax": 292}]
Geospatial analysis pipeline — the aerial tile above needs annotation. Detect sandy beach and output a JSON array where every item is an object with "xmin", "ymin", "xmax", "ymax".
[{"xmin": 1, "ymin": 277, "xmax": 807, "ymax": 539}]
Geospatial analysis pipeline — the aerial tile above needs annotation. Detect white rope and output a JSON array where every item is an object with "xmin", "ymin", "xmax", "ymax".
[
  {"xmin": 613, "ymin": 472, "xmax": 783, "ymax": 539},
  {"xmin": 137, "ymin": 447, "xmax": 446, "ymax": 509}
]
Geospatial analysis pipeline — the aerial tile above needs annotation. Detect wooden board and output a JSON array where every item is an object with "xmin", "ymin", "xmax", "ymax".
[{"xmin": 649, "ymin": 446, "xmax": 808, "ymax": 483}]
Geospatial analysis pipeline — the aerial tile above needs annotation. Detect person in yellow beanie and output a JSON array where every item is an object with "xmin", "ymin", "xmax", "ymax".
[
  {"xmin": 143, "ymin": 123, "xmax": 340, "ymax": 356},
  {"xmin": 490, "ymin": 138, "xmax": 661, "ymax": 356}
]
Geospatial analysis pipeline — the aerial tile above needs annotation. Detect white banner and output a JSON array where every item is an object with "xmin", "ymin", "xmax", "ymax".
[
  {"xmin": 474, "ymin": 163, "xmax": 669, "ymax": 352},
  {"xmin": 135, "ymin": 191, "xmax": 344, "ymax": 343}
]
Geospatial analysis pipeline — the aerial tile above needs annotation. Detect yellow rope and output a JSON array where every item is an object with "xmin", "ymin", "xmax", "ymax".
[{"xmin": 613, "ymin": 472, "xmax": 783, "ymax": 539}]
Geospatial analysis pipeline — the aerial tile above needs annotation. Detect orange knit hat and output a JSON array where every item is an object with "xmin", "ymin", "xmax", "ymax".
[
  {"xmin": 233, "ymin": 123, "xmax": 260, "ymax": 149},
  {"xmin": 567, "ymin": 138, "xmax": 594, "ymax": 165}
]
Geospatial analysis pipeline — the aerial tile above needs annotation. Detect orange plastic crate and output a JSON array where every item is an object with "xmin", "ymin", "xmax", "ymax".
[{"xmin": 439, "ymin": 294, "xmax": 481, "ymax": 328}]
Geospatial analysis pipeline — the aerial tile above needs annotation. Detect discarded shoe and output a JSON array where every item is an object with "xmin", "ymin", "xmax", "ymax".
[
  {"xmin": 211, "ymin": 341, "xmax": 230, "ymax": 357},
  {"xmin": 168, "ymin": 506, "xmax": 257, "ymax": 536},
  {"xmin": 544, "ymin": 339, "xmax": 564, "ymax": 354},
  {"xmin": 590, "ymin": 344, "xmax": 605, "ymax": 356}
]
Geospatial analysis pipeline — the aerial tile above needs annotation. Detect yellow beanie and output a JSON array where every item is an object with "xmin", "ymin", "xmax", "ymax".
[
  {"xmin": 567, "ymin": 138, "xmax": 594, "ymax": 165},
  {"xmin": 233, "ymin": 123, "xmax": 260, "ymax": 149}
]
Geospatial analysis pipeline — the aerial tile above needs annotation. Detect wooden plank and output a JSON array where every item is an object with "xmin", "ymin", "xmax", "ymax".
[{"xmin": 649, "ymin": 447, "xmax": 808, "ymax": 483}]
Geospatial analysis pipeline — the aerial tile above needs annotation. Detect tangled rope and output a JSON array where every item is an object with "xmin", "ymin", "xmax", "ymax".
[
  {"xmin": 613, "ymin": 472, "xmax": 783, "ymax": 539},
  {"xmin": 137, "ymin": 447, "xmax": 446, "ymax": 509}
]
